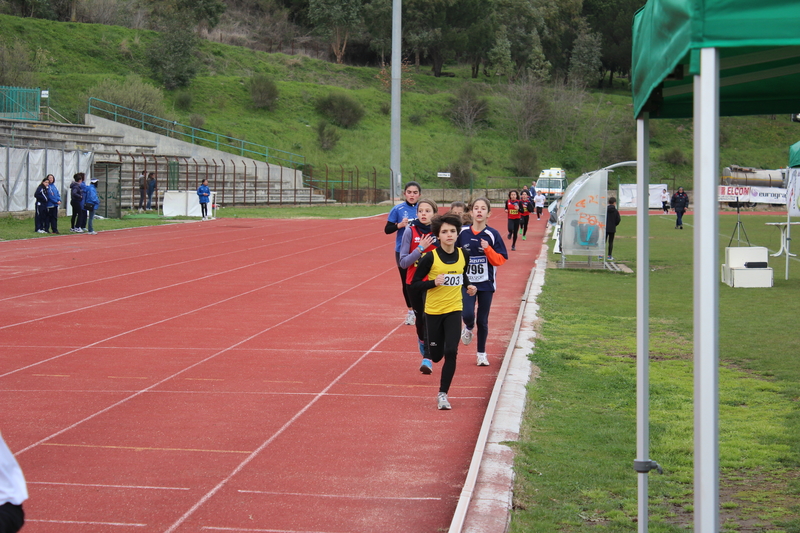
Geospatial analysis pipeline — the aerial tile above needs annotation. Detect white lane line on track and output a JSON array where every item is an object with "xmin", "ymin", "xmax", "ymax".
[
  {"xmin": 26, "ymin": 519, "xmax": 146, "ymax": 527},
  {"xmin": 28, "ymin": 481, "xmax": 189, "ymax": 490},
  {"xmin": 0, "ymin": 389, "xmax": 486, "ymax": 399},
  {"xmin": 0, "ymin": 228, "xmax": 371, "ymax": 332},
  {"xmin": 0, "ymin": 222, "xmax": 351, "ymax": 302},
  {"xmin": 201, "ymin": 528, "xmax": 333, "ymax": 532},
  {"xmin": 162, "ymin": 322, "xmax": 405, "ymax": 533},
  {"xmin": 237, "ymin": 489, "xmax": 441, "ymax": 501},
  {"xmin": 11, "ymin": 265, "xmax": 396, "ymax": 456}
]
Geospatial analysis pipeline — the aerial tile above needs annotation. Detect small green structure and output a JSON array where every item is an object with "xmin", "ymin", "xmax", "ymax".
[{"xmin": 0, "ymin": 86, "xmax": 41, "ymax": 121}]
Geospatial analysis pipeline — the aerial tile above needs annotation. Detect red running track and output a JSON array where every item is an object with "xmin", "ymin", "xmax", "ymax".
[{"xmin": 0, "ymin": 214, "xmax": 546, "ymax": 533}]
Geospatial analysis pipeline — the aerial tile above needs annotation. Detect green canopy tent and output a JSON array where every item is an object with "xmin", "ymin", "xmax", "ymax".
[
  {"xmin": 790, "ymin": 140, "xmax": 800, "ymax": 169},
  {"xmin": 631, "ymin": 1, "xmax": 800, "ymax": 531}
]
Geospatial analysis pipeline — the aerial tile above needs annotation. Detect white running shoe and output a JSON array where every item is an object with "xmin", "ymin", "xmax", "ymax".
[
  {"xmin": 461, "ymin": 327, "xmax": 473, "ymax": 345},
  {"xmin": 404, "ymin": 310, "xmax": 416, "ymax": 325},
  {"xmin": 88, "ymin": 231, "xmax": 98, "ymax": 235},
  {"xmin": 476, "ymin": 353, "xmax": 489, "ymax": 366},
  {"xmin": 437, "ymin": 392, "xmax": 451, "ymax": 410}
]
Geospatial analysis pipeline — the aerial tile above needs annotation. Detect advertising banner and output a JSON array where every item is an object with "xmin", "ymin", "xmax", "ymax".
[
  {"xmin": 618, "ymin": 183, "xmax": 667, "ymax": 208},
  {"xmin": 787, "ymin": 168, "xmax": 800, "ymax": 217},
  {"xmin": 717, "ymin": 185, "xmax": 786, "ymax": 204}
]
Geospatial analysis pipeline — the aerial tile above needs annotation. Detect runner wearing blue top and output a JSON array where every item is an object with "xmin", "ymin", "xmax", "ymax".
[
  {"xmin": 384, "ymin": 181, "xmax": 421, "ymax": 325},
  {"xmin": 197, "ymin": 179, "xmax": 211, "ymax": 220},
  {"xmin": 457, "ymin": 198, "xmax": 508, "ymax": 367}
]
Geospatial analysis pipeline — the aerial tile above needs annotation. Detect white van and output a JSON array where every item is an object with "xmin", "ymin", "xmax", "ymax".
[{"xmin": 536, "ymin": 168, "xmax": 568, "ymax": 204}]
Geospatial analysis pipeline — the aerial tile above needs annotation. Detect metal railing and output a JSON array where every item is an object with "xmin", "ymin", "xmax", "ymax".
[
  {"xmin": 88, "ymin": 97, "xmax": 305, "ymax": 170},
  {"xmin": 0, "ymin": 86, "xmax": 40, "ymax": 121}
]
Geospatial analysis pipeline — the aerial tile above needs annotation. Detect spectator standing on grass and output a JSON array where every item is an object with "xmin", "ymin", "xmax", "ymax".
[
  {"xmin": 34, "ymin": 177, "xmax": 50, "ymax": 234},
  {"xmin": 457, "ymin": 198, "xmax": 508, "ymax": 368},
  {"xmin": 137, "ymin": 171, "xmax": 147, "ymax": 211},
  {"xmin": 671, "ymin": 186, "xmax": 690, "ymax": 229},
  {"xmin": 70, "ymin": 173, "xmax": 87, "ymax": 233},
  {"xmin": 412, "ymin": 213, "xmax": 477, "ymax": 410},
  {"xmin": 399, "ymin": 198, "xmax": 438, "ymax": 375},
  {"xmin": 46, "ymin": 174, "xmax": 61, "ymax": 234},
  {"xmin": 505, "ymin": 190, "xmax": 521, "ymax": 251},
  {"xmin": 533, "ymin": 190, "xmax": 546, "ymax": 220},
  {"xmin": 0, "ymin": 432, "xmax": 27, "ymax": 533},
  {"xmin": 384, "ymin": 181, "xmax": 421, "ymax": 326},
  {"xmin": 661, "ymin": 188, "xmax": 670, "ymax": 214},
  {"xmin": 146, "ymin": 172, "xmax": 157, "ymax": 210},
  {"xmin": 84, "ymin": 178, "xmax": 101, "ymax": 235},
  {"xmin": 197, "ymin": 179, "xmax": 211, "ymax": 220},
  {"xmin": 606, "ymin": 197, "xmax": 621, "ymax": 261}
]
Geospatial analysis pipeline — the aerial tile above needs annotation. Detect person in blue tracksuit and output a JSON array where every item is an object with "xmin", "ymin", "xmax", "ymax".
[
  {"xmin": 384, "ymin": 181, "xmax": 421, "ymax": 326},
  {"xmin": 197, "ymin": 179, "xmax": 211, "ymax": 220},
  {"xmin": 83, "ymin": 178, "xmax": 101, "ymax": 235},
  {"xmin": 46, "ymin": 174, "xmax": 61, "ymax": 234},
  {"xmin": 146, "ymin": 172, "xmax": 157, "ymax": 210}
]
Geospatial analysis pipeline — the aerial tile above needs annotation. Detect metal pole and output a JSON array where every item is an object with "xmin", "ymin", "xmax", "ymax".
[
  {"xmin": 635, "ymin": 115, "xmax": 652, "ymax": 533},
  {"xmin": 390, "ymin": 0, "xmax": 402, "ymax": 201},
  {"xmin": 694, "ymin": 47, "xmax": 720, "ymax": 533}
]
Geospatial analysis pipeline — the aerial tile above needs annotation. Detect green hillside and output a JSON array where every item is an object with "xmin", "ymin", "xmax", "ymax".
[{"xmin": 2, "ymin": 14, "xmax": 799, "ymax": 189}]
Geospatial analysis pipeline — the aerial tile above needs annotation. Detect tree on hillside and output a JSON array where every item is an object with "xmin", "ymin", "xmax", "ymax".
[
  {"xmin": 568, "ymin": 22, "xmax": 602, "ymax": 87},
  {"xmin": 308, "ymin": 0, "xmax": 362, "ymax": 64},
  {"xmin": 362, "ymin": 0, "xmax": 392, "ymax": 65},
  {"xmin": 147, "ymin": 14, "xmax": 199, "ymax": 89},
  {"xmin": 583, "ymin": 0, "xmax": 645, "ymax": 86},
  {"xmin": 143, "ymin": 0, "xmax": 226, "ymax": 29},
  {"xmin": 535, "ymin": 0, "xmax": 583, "ymax": 79}
]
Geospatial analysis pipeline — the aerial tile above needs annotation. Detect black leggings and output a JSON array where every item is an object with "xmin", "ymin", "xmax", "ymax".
[
  {"xmin": 425, "ymin": 310, "xmax": 461, "ymax": 394},
  {"xmin": 395, "ymin": 252, "xmax": 412, "ymax": 308},
  {"xmin": 519, "ymin": 215, "xmax": 529, "ymax": 236},
  {"xmin": 507, "ymin": 218, "xmax": 520, "ymax": 248},
  {"xmin": 201, "ymin": 203, "xmax": 208, "ymax": 217},
  {"xmin": 606, "ymin": 232, "xmax": 616, "ymax": 257},
  {"xmin": 461, "ymin": 290, "xmax": 494, "ymax": 353},
  {"xmin": 408, "ymin": 285, "xmax": 427, "ymax": 353},
  {"xmin": 0, "ymin": 503, "xmax": 24, "ymax": 533}
]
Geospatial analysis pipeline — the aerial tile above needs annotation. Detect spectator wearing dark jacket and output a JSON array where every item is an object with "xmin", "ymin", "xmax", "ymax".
[
  {"xmin": 671, "ymin": 187, "xmax": 690, "ymax": 229},
  {"xmin": 34, "ymin": 177, "xmax": 50, "ymax": 233},
  {"xmin": 606, "ymin": 197, "xmax": 621, "ymax": 261},
  {"xmin": 69, "ymin": 173, "xmax": 87, "ymax": 233},
  {"xmin": 84, "ymin": 178, "xmax": 101, "ymax": 235}
]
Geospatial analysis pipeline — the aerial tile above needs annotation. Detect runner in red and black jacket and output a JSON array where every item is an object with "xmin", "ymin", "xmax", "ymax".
[{"xmin": 505, "ymin": 190, "xmax": 521, "ymax": 251}]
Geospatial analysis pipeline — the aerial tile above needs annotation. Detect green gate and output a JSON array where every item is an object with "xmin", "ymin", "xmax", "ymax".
[
  {"xmin": 168, "ymin": 161, "xmax": 180, "ymax": 190},
  {"xmin": 0, "ymin": 86, "xmax": 40, "ymax": 121},
  {"xmin": 93, "ymin": 163, "xmax": 122, "ymax": 218}
]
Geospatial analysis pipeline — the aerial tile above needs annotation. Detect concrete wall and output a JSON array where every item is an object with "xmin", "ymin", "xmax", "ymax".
[{"xmin": 85, "ymin": 114, "xmax": 303, "ymax": 188}]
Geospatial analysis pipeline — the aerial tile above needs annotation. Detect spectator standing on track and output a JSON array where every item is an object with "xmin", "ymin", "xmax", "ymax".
[
  {"xmin": 399, "ymin": 198, "xmax": 438, "ymax": 375},
  {"xmin": 505, "ymin": 190, "xmax": 521, "ymax": 251},
  {"xmin": 606, "ymin": 197, "xmax": 621, "ymax": 261},
  {"xmin": 457, "ymin": 198, "xmax": 508, "ymax": 367},
  {"xmin": 197, "ymin": 179, "xmax": 211, "ymax": 220},
  {"xmin": 84, "ymin": 178, "xmax": 101, "ymax": 235},
  {"xmin": 34, "ymin": 177, "xmax": 50, "ymax": 234},
  {"xmin": 661, "ymin": 188, "xmax": 670, "ymax": 214},
  {"xmin": 533, "ymin": 190, "xmax": 546, "ymax": 220},
  {"xmin": 528, "ymin": 180, "xmax": 537, "ymax": 197},
  {"xmin": 70, "ymin": 173, "xmax": 87, "ymax": 233},
  {"xmin": 384, "ymin": 181, "xmax": 421, "ymax": 326},
  {"xmin": 518, "ymin": 190, "xmax": 533, "ymax": 241},
  {"xmin": 146, "ymin": 172, "xmax": 157, "ymax": 210},
  {"xmin": 137, "ymin": 171, "xmax": 146, "ymax": 212},
  {"xmin": 412, "ymin": 213, "xmax": 477, "ymax": 410},
  {"xmin": 671, "ymin": 187, "xmax": 690, "ymax": 229},
  {"xmin": 46, "ymin": 174, "xmax": 61, "ymax": 234},
  {"xmin": 0, "ymin": 432, "xmax": 27, "ymax": 533}
]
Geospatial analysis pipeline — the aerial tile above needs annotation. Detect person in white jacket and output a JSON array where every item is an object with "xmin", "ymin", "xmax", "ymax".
[{"xmin": 0, "ymin": 432, "xmax": 27, "ymax": 533}]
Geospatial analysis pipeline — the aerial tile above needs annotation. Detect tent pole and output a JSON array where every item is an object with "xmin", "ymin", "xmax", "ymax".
[
  {"xmin": 694, "ymin": 47, "xmax": 720, "ymax": 533},
  {"xmin": 635, "ymin": 114, "xmax": 653, "ymax": 533}
]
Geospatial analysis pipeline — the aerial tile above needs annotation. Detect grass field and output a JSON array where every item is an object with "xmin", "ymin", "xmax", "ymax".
[{"xmin": 510, "ymin": 212, "xmax": 800, "ymax": 532}]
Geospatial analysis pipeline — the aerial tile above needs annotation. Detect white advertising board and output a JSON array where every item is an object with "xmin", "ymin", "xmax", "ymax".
[{"xmin": 618, "ymin": 183, "xmax": 667, "ymax": 209}]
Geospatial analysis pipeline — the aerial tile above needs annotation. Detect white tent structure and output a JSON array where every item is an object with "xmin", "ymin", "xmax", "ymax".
[{"xmin": 631, "ymin": 1, "xmax": 800, "ymax": 531}]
